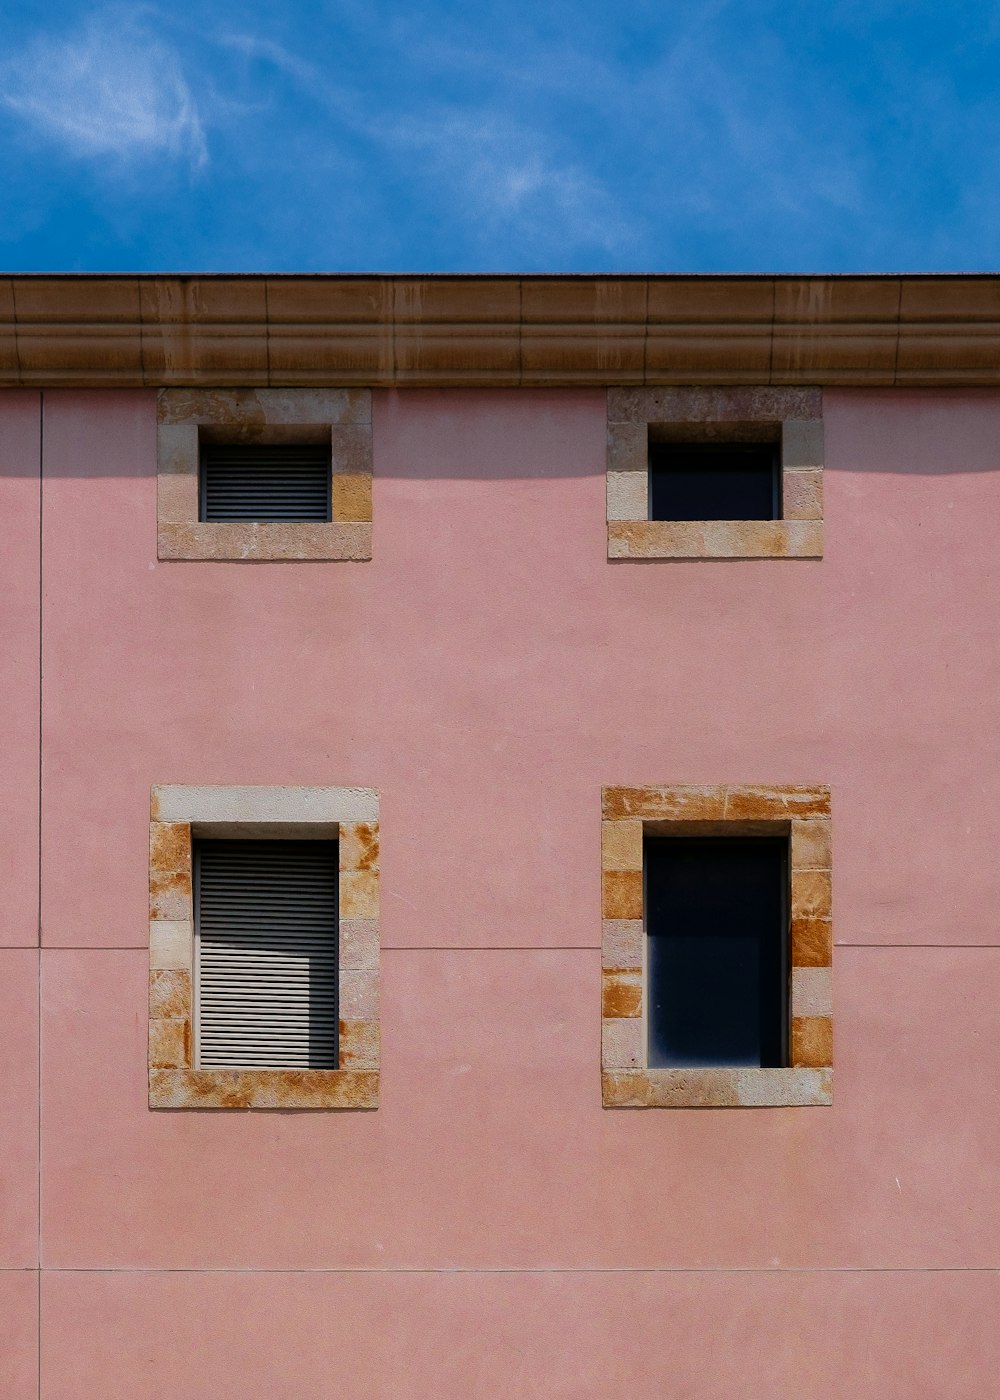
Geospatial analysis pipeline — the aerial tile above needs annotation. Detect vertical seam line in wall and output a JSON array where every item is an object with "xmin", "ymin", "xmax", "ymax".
[{"xmin": 37, "ymin": 388, "xmax": 43, "ymax": 1400}]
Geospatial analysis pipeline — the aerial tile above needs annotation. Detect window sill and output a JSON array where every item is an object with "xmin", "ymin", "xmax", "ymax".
[
  {"xmin": 158, "ymin": 520, "xmax": 372, "ymax": 561},
  {"xmin": 149, "ymin": 1067, "xmax": 379, "ymax": 1110},
  {"xmin": 607, "ymin": 519, "xmax": 822, "ymax": 560},
  {"xmin": 602, "ymin": 1067, "xmax": 832, "ymax": 1109}
]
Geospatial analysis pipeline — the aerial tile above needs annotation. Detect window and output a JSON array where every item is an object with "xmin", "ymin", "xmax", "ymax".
[
  {"xmin": 648, "ymin": 442, "xmax": 780, "ymax": 522},
  {"xmin": 645, "ymin": 837, "xmax": 787, "ymax": 1069},
  {"xmin": 157, "ymin": 389, "xmax": 373, "ymax": 561},
  {"xmin": 200, "ymin": 444, "xmax": 333, "ymax": 523},
  {"xmin": 606, "ymin": 387, "xmax": 824, "ymax": 559},
  {"xmin": 148, "ymin": 785, "xmax": 380, "ymax": 1110},
  {"xmin": 195, "ymin": 839, "xmax": 339, "ymax": 1069},
  {"xmin": 601, "ymin": 784, "xmax": 832, "ymax": 1108}
]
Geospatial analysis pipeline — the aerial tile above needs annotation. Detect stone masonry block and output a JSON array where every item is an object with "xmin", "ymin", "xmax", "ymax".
[
  {"xmin": 782, "ymin": 468, "xmax": 823, "ymax": 520},
  {"xmin": 601, "ymin": 819, "xmax": 643, "ymax": 871},
  {"xmin": 782, "ymin": 418, "xmax": 825, "ymax": 468},
  {"xmin": 339, "ymin": 916, "xmax": 380, "ymax": 970},
  {"xmin": 340, "ymin": 869, "xmax": 379, "ymax": 919},
  {"xmin": 602, "ymin": 869, "xmax": 643, "ymax": 920},
  {"xmin": 152, "ymin": 785, "xmax": 379, "ymax": 825},
  {"xmin": 339, "ymin": 968, "xmax": 379, "ymax": 1020},
  {"xmin": 791, "ymin": 966, "xmax": 833, "ymax": 1017},
  {"xmin": 601, "ymin": 1017, "xmax": 643, "ymax": 1069},
  {"xmin": 602, "ymin": 970, "xmax": 642, "ymax": 1018},
  {"xmin": 791, "ymin": 1015, "xmax": 833, "ymax": 1068},
  {"xmin": 602, "ymin": 919, "xmax": 643, "ymax": 969},
  {"xmin": 339, "ymin": 822, "xmax": 380, "ymax": 872},
  {"xmin": 149, "ymin": 920, "xmax": 192, "ymax": 971},
  {"xmin": 606, "ymin": 470, "xmax": 648, "ymax": 521}
]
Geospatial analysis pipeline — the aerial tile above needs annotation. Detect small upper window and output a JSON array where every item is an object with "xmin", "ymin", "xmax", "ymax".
[
  {"xmin": 645, "ymin": 836, "xmax": 788, "ymax": 1069},
  {"xmin": 200, "ymin": 444, "xmax": 332, "ymax": 523},
  {"xmin": 648, "ymin": 442, "xmax": 780, "ymax": 522}
]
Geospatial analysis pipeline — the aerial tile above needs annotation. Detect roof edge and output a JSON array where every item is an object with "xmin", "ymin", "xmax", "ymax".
[{"xmin": 3, "ymin": 273, "xmax": 1000, "ymax": 388}]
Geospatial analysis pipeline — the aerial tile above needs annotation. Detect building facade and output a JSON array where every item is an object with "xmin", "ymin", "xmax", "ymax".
[{"xmin": 1, "ymin": 274, "xmax": 998, "ymax": 1396}]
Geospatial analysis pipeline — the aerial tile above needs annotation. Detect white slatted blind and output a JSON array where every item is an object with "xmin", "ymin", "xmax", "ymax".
[{"xmin": 195, "ymin": 840, "xmax": 339, "ymax": 1069}]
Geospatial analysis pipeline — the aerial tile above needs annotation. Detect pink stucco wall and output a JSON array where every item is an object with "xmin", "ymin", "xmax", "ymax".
[{"xmin": 2, "ymin": 386, "xmax": 999, "ymax": 1396}]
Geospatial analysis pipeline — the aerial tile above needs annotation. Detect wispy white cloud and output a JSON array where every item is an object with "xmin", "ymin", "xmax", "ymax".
[
  {"xmin": 0, "ymin": 9, "xmax": 206, "ymax": 167},
  {"xmin": 370, "ymin": 109, "xmax": 639, "ymax": 259}
]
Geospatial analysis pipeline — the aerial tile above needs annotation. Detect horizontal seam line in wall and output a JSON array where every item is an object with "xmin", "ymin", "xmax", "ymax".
[
  {"xmin": 28, "ymin": 943, "xmax": 1000, "ymax": 951},
  {"xmin": 28, "ymin": 1266, "xmax": 1000, "ymax": 1275}
]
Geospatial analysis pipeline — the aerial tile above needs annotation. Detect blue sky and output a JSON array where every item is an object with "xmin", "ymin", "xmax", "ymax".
[{"xmin": 1, "ymin": 1, "xmax": 999, "ymax": 272}]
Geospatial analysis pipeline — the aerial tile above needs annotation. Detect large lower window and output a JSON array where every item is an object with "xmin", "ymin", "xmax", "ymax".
[
  {"xmin": 195, "ymin": 839, "xmax": 339, "ymax": 1070},
  {"xmin": 148, "ymin": 784, "xmax": 380, "ymax": 1110},
  {"xmin": 601, "ymin": 784, "xmax": 832, "ymax": 1108},
  {"xmin": 645, "ymin": 837, "xmax": 787, "ymax": 1069}
]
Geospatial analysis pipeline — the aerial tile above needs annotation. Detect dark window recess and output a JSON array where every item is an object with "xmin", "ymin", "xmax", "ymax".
[
  {"xmin": 200, "ymin": 444, "xmax": 332, "ymax": 522},
  {"xmin": 648, "ymin": 442, "xmax": 780, "ymax": 521},
  {"xmin": 645, "ymin": 837, "xmax": 788, "ymax": 1069},
  {"xmin": 195, "ymin": 839, "xmax": 339, "ymax": 1070}
]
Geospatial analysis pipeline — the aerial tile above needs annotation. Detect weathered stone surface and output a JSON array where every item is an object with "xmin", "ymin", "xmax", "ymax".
[
  {"xmin": 149, "ymin": 822, "xmax": 191, "ymax": 871},
  {"xmin": 157, "ymin": 387, "xmax": 370, "ymax": 426},
  {"xmin": 339, "ymin": 822, "xmax": 380, "ymax": 872},
  {"xmin": 340, "ymin": 869, "xmax": 379, "ymax": 919},
  {"xmin": 339, "ymin": 916, "xmax": 379, "ymax": 970},
  {"xmin": 725, "ymin": 785, "xmax": 830, "ymax": 820},
  {"xmin": 791, "ymin": 917, "xmax": 833, "ymax": 967},
  {"xmin": 149, "ymin": 969, "xmax": 192, "ymax": 1020},
  {"xmin": 149, "ymin": 920, "xmax": 192, "ymax": 971},
  {"xmin": 339, "ymin": 968, "xmax": 379, "ymax": 1020},
  {"xmin": 603, "ymin": 785, "xmax": 726, "ymax": 821},
  {"xmin": 791, "ymin": 1015, "xmax": 834, "ymax": 1068},
  {"xmin": 152, "ymin": 785, "xmax": 379, "ymax": 824},
  {"xmin": 792, "ymin": 869, "xmax": 832, "ymax": 920},
  {"xmin": 606, "ymin": 470, "xmax": 648, "ymax": 521},
  {"xmin": 791, "ymin": 966, "xmax": 833, "ymax": 1017},
  {"xmin": 330, "ymin": 423, "xmax": 374, "ymax": 472},
  {"xmin": 148, "ymin": 1067, "xmax": 379, "ymax": 1110},
  {"xmin": 601, "ymin": 819, "xmax": 643, "ymax": 871},
  {"xmin": 608, "ymin": 386, "xmax": 822, "ymax": 424},
  {"xmin": 790, "ymin": 816, "xmax": 832, "ymax": 868},
  {"xmin": 602, "ymin": 919, "xmax": 643, "ymax": 970},
  {"xmin": 331, "ymin": 473, "xmax": 373, "ymax": 523},
  {"xmin": 148, "ymin": 1018, "xmax": 190, "ymax": 1069},
  {"xmin": 601, "ymin": 1017, "xmax": 643, "ymax": 1069},
  {"xmin": 158, "ymin": 520, "xmax": 373, "ymax": 562},
  {"xmin": 601, "ymin": 869, "xmax": 643, "ymax": 920},
  {"xmin": 782, "ymin": 467, "xmax": 824, "ymax": 520},
  {"xmin": 156, "ymin": 471, "xmax": 198, "ymax": 524},
  {"xmin": 606, "ymin": 420, "xmax": 647, "ymax": 473},
  {"xmin": 602, "ymin": 1067, "xmax": 832, "ymax": 1108},
  {"xmin": 339, "ymin": 1019, "xmax": 380, "ymax": 1069},
  {"xmin": 149, "ymin": 868, "xmax": 193, "ymax": 921},
  {"xmin": 782, "ymin": 417, "xmax": 825, "ymax": 467},
  {"xmin": 156, "ymin": 422, "xmax": 198, "ymax": 473},
  {"xmin": 602, "ymin": 970, "xmax": 642, "ymax": 1018},
  {"xmin": 608, "ymin": 519, "xmax": 823, "ymax": 559}
]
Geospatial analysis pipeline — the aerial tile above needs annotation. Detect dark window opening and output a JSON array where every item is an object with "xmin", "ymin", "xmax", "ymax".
[
  {"xmin": 194, "ymin": 839, "xmax": 339, "ymax": 1070},
  {"xmin": 648, "ymin": 441, "xmax": 780, "ymax": 521},
  {"xmin": 645, "ymin": 837, "xmax": 788, "ymax": 1068},
  {"xmin": 200, "ymin": 444, "xmax": 332, "ymax": 522}
]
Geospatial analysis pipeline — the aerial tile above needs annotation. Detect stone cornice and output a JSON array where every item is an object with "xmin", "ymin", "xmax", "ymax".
[{"xmin": 3, "ymin": 273, "xmax": 1000, "ymax": 388}]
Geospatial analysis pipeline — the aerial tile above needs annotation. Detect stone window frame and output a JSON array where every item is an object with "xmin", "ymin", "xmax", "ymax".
[
  {"xmin": 157, "ymin": 389, "xmax": 373, "ymax": 561},
  {"xmin": 148, "ymin": 784, "xmax": 380, "ymax": 1109},
  {"xmin": 601, "ymin": 783, "xmax": 832, "ymax": 1108},
  {"xmin": 606, "ymin": 387, "xmax": 824, "ymax": 560}
]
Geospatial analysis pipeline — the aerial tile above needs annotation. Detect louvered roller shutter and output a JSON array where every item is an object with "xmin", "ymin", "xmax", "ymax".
[
  {"xmin": 200, "ymin": 444, "xmax": 332, "ymax": 521},
  {"xmin": 195, "ymin": 840, "xmax": 339, "ymax": 1069}
]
